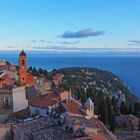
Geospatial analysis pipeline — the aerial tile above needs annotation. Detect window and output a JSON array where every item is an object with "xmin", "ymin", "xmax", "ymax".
[
  {"xmin": 22, "ymin": 60, "xmax": 25, "ymax": 65},
  {"xmin": 4, "ymin": 97, "xmax": 10, "ymax": 107},
  {"xmin": 5, "ymin": 97, "xmax": 9, "ymax": 106}
]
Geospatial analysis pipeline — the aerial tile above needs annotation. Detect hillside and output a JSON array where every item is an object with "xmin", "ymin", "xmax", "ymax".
[{"xmin": 56, "ymin": 67, "xmax": 138, "ymax": 105}]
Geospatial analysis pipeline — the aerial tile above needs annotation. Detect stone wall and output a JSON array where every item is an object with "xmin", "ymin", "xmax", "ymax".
[
  {"xmin": 12, "ymin": 86, "xmax": 28, "ymax": 113},
  {"xmin": 0, "ymin": 124, "xmax": 12, "ymax": 140}
]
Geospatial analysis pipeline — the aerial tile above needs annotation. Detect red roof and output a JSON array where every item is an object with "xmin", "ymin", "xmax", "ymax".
[
  {"xmin": 26, "ymin": 73, "xmax": 36, "ymax": 85},
  {"xmin": 29, "ymin": 91, "xmax": 60, "ymax": 108},
  {"xmin": 0, "ymin": 74, "xmax": 9, "ymax": 80},
  {"xmin": 89, "ymin": 133, "xmax": 108, "ymax": 140},
  {"xmin": 67, "ymin": 99, "xmax": 81, "ymax": 114}
]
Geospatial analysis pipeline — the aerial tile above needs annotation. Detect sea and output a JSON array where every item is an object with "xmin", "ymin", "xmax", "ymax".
[{"xmin": 0, "ymin": 52, "xmax": 140, "ymax": 97}]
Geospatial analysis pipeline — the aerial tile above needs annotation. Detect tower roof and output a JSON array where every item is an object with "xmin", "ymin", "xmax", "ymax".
[
  {"xmin": 85, "ymin": 97, "xmax": 93, "ymax": 106},
  {"xmin": 19, "ymin": 50, "xmax": 26, "ymax": 56}
]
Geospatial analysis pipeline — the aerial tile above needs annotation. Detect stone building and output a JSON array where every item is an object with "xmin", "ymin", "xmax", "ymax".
[
  {"xmin": 0, "ymin": 86, "xmax": 28, "ymax": 117},
  {"xmin": 35, "ymin": 77, "xmax": 52, "ymax": 95},
  {"xmin": 29, "ymin": 90, "xmax": 70, "ymax": 116}
]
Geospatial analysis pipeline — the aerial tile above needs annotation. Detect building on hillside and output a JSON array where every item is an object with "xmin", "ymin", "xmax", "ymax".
[
  {"xmin": 53, "ymin": 73, "xmax": 64, "ymax": 86},
  {"xmin": 0, "ymin": 65, "xmax": 8, "ymax": 73},
  {"xmin": 58, "ymin": 97, "xmax": 114, "ymax": 139},
  {"xmin": 29, "ymin": 90, "xmax": 70, "ymax": 116},
  {"xmin": 12, "ymin": 114, "xmax": 115, "ymax": 140},
  {"xmin": 0, "ymin": 61, "xmax": 18, "ymax": 81},
  {"xmin": 19, "ymin": 50, "xmax": 36, "ymax": 86},
  {"xmin": 12, "ymin": 86, "xmax": 28, "ymax": 113},
  {"xmin": 84, "ymin": 97, "xmax": 94, "ymax": 119},
  {"xmin": 0, "ymin": 61, "xmax": 6, "ymax": 66},
  {"xmin": 26, "ymin": 86, "xmax": 38, "ymax": 99},
  {"xmin": 35, "ymin": 77, "xmax": 52, "ymax": 95},
  {"xmin": 61, "ymin": 97, "xmax": 96, "ymax": 120},
  {"xmin": 6, "ymin": 63, "xmax": 18, "ymax": 80},
  {"xmin": 0, "ymin": 74, "xmax": 14, "ymax": 88},
  {"xmin": 0, "ymin": 86, "xmax": 28, "ymax": 116},
  {"xmin": 116, "ymin": 114, "xmax": 140, "ymax": 130},
  {"xmin": 112, "ymin": 91, "xmax": 126, "ymax": 106},
  {"xmin": 62, "ymin": 114, "xmax": 110, "ymax": 140},
  {"xmin": 6, "ymin": 70, "xmax": 18, "ymax": 81}
]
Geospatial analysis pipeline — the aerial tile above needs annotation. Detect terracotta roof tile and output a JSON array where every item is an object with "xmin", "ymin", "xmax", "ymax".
[
  {"xmin": 67, "ymin": 99, "xmax": 81, "ymax": 114},
  {"xmin": 29, "ymin": 91, "xmax": 60, "ymax": 108}
]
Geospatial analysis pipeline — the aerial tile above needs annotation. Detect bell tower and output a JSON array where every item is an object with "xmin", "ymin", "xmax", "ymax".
[{"xmin": 19, "ymin": 49, "xmax": 27, "ymax": 85}]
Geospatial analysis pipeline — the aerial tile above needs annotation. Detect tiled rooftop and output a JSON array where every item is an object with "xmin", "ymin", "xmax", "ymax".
[
  {"xmin": 29, "ymin": 91, "xmax": 61, "ymax": 108},
  {"xmin": 13, "ymin": 117, "xmax": 56, "ymax": 140}
]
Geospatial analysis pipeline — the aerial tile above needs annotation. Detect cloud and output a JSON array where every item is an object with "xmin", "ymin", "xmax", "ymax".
[
  {"xmin": 129, "ymin": 40, "xmax": 140, "ymax": 44},
  {"xmin": 55, "ymin": 41, "xmax": 79, "ymax": 45},
  {"xmin": 31, "ymin": 46, "xmax": 140, "ymax": 55},
  {"xmin": 7, "ymin": 46, "xmax": 15, "ymax": 48},
  {"xmin": 46, "ymin": 41, "xmax": 53, "ymax": 44},
  {"xmin": 32, "ymin": 39, "xmax": 79, "ymax": 45},
  {"xmin": 59, "ymin": 28, "xmax": 106, "ymax": 38},
  {"xmin": 32, "ymin": 40, "xmax": 36, "ymax": 43},
  {"xmin": 40, "ymin": 39, "xmax": 45, "ymax": 42}
]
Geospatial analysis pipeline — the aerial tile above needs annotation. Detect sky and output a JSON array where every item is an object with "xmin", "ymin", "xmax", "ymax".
[{"xmin": 0, "ymin": 0, "xmax": 140, "ymax": 53}]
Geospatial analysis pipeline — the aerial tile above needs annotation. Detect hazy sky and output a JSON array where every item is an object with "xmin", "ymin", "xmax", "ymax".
[{"xmin": 0, "ymin": 0, "xmax": 140, "ymax": 51}]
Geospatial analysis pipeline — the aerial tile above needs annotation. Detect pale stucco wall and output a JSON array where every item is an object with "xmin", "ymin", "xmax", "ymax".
[
  {"xmin": 6, "ymin": 70, "xmax": 18, "ymax": 80},
  {"xmin": 29, "ymin": 105, "xmax": 48, "ymax": 116},
  {"xmin": 12, "ymin": 86, "xmax": 28, "ymax": 113}
]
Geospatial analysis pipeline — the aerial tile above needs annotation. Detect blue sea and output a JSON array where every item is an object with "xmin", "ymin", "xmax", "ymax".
[{"xmin": 0, "ymin": 53, "xmax": 140, "ymax": 97}]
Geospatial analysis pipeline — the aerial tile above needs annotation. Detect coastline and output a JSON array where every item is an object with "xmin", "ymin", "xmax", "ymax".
[{"xmin": 0, "ymin": 54, "xmax": 140, "ymax": 97}]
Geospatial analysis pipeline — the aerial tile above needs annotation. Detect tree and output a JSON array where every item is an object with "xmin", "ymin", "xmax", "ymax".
[
  {"xmin": 98, "ymin": 92, "xmax": 108, "ymax": 125},
  {"xmin": 109, "ymin": 109, "xmax": 116, "ymax": 132},
  {"xmin": 76, "ymin": 88, "xmax": 81, "ymax": 100},
  {"xmin": 106, "ymin": 96, "xmax": 112, "ymax": 124},
  {"xmin": 81, "ymin": 93, "xmax": 87, "ymax": 105},
  {"xmin": 128, "ymin": 104, "xmax": 133, "ymax": 114},
  {"xmin": 139, "ymin": 119, "xmax": 140, "ymax": 130},
  {"xmin": 106, "ymin": 95, "xmax": 116, "ymax": 132},
  {"xmin": 133, "ymin": 102, "xmax": 140, "ymax": 116},
  {"xmin": 120, "ymin": 102, "xmax": 128, "ymax": 115},
  {"xmin": 111, "ymin": 97, "xmax": 120, "ymax": 115},
  {"xmin": 28, "ymin": 66, "xmax": 33, "ymax": 71}
]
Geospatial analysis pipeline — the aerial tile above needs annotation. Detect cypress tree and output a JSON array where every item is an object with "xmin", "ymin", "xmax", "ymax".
[
  {"xmin": 106, "ymin": 95, "xmax": 116, "ymax": 131},
  {"xmin": 106, "ymin": 96, "xmax": 112, "ymax": 124},
  {"xmin": 111, "ymin": 97, "xmax": 120, "ymax": 115},
  {"xmin": 128, "ymin": 104, "xmax": 133, "ymax": 114},
  {"xmin": 133, "ymin": 102, "xmax": 139, "ymax": 116},
  {"xmin": 98, "ymin": 92, "xmax": 108, "ymax": 125},
  {"xmin": 81, "ymin": 93, "xmax": 87, "ymax": 105},
  {"xmin": 109, "ymin": 109, "xmax": 116, "ymax": 132},
  {"xmin": 139, "ymin": 119, "xmax": 140, "ymax": 130},
  {"xmin": 120, "ymin": 102, "xmax": 128, "ymax": 115}
]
